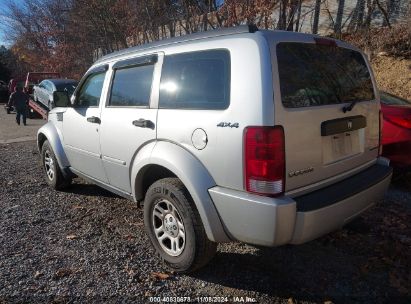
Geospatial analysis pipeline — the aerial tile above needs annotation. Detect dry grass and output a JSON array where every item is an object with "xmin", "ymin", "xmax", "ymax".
[
  {"xmin": 372, "ymin": 56, "xmax": 411, "ymax": 101},
  {"xmin": 341, "ymin": 25, "xmax": 411, "ymax": 101},
  {"xmin": 342, "ymin": 24, "xmax": 411, "ymax": 59}
]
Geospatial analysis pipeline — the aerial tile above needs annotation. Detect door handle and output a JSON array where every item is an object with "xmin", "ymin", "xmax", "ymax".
[
  {"xmin": 132, "ymin": 119, "xmax": 155, "ymax": 129},
  {"xmin": 87, "ymin": 116, "xmax": 101, "ymax": 124}
]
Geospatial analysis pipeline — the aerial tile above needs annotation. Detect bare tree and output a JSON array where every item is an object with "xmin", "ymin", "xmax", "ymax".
[
  {"xmin": 357, "ymin": 0, "xmax": 366, "ymax": 28},
  {"xmin": 294, "ymin": 0, "xmax": 303, "ymax": 32},
  {"xmin": 278, "ymin": 0, "xmax": 287, "ymax": 29},
  {"xmin": 334, "ymin": 0, "xmax": 346, "ymax": 36},
  {"xmin": 312, "ymin": 0, "xmax": 322, "ymax": 34},
  {"xmin": 376, "ymin": 0, "xmax": 392, "ymax": 28}
]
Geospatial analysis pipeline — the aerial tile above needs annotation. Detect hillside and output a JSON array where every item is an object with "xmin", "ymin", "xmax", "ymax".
[{"xmin": 373, "ymin": 56, "xmax": 411, "ymax": 100}]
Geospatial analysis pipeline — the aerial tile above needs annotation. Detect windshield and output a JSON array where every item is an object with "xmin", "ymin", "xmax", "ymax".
[
  {"xmin": 380, "ymin": 91, "xmax": 411, "ymax": 106},
  {"xmin": 277, "ymin": 42, "xmax": 375, "ymax": 108},
  {"xmin": 56, "ymin": 82, "xmax": 78, "ymax": 95}
]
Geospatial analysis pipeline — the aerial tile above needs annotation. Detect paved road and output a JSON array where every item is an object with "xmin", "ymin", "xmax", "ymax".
[{"xmin": 0, "ymin": 102, "xmax": 46, "ymax": 143}]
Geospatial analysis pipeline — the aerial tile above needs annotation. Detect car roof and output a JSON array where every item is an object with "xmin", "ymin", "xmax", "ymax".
[
  {"xmin": 46, "ymin": 79, "xmax": 78, "ymax": 85},
  {"xmin": 95, "ymin": 25, "xmax": 358, "ymax": 67},
  {"xmin": 96, "ymin": 25, "xmax": 258, "ymax": 64}
]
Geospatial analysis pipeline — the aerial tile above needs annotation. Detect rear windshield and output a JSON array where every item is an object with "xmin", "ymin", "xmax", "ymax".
[{"xmin": 277, "ymin": 42, "xmax": 375, "ymax": 108}]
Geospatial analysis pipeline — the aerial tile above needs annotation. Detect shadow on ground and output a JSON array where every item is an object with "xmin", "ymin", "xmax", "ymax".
[
  {"xmin": 189, "ymin": 187, "xmax": 411, "ymax": 303},
  {"xmin": 391, "ymin": 171, "xmax": 411, "ymax": 189},
  {"xmin": 61, "ymin": 180, "xmax": 121, "ymax": 199},
  {"xmin": 191, "ymin": 234, "xmax": 410, "ymax": 302}
]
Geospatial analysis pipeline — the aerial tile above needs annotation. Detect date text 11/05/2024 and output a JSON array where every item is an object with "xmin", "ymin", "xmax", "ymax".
[{"xmin": 148, "ymin": 296, "xmax": 257, "ymax": 303}]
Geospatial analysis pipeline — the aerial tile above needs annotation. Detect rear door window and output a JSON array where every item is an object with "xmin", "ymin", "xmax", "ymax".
[
  {"xmin": 277, "ymin": 42, "xmax": 375, "ymax": 108},
  {"xmin": 159, "ymin": 49, "xmax": 230, "ymax": 110}
]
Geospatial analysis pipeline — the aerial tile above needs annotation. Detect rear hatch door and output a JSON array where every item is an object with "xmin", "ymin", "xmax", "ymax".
[{"xmin": 269, "ymin": 35, "xmax": 380, "ymax": 193}]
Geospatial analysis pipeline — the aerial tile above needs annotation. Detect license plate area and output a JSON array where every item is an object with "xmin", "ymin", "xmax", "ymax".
[{"xmin": 322, "ymin": 130, "xmax": 364, "ymax": 164}]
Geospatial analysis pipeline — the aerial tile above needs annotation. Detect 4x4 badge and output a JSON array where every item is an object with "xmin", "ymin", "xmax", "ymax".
[{"xmin": 217, "ymin": 122, "xmax": 239, "ymax": 128}]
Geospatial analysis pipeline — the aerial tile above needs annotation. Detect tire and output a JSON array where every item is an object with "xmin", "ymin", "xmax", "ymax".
[
  {"xmin": 41, "ymin": 140, "xmax": 71, "ymax": 190},
  {"xmin": 144, "ymin": 178, "xmax": 217, "ymax": 273}
]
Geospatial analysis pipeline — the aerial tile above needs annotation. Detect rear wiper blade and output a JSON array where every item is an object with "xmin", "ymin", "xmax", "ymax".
[{"xmin": 342, "ymin": 100, "xmax": 357, "ymax": 113}]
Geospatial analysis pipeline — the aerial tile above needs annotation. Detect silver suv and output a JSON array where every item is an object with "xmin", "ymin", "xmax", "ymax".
[{"xmin": 38, "ymin": 26, "xmax": 392, "ymax": 272}]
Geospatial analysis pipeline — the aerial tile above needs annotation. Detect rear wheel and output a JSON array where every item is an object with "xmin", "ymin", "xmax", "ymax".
[
  {"xmin": 41, "ymin": 140, "xmax": 71, "ymax": 190},
  {"xmin": 144, "ymin": 178, "xmax": 217, "ymax": 273}
]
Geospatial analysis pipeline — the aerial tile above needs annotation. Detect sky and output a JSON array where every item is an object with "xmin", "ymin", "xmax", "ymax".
[{"xmin": 0, "ymin": 0, "xmax": 26, "ymax": 47}]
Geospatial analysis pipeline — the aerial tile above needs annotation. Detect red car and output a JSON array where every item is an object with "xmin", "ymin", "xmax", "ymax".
[{"xmin": 380, "ymin": 91, "xmax": 411, "ymax": 169}]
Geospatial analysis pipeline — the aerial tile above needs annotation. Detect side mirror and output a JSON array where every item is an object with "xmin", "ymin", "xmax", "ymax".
[{"xmin": 53, "ymin": 91, "xmax": 71, "ymax": 107}]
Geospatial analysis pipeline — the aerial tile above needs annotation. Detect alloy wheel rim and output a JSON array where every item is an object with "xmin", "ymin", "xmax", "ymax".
[
  {"xmin": 44, "ymin": 150, "xmax": 55, "ymax": 181},
  {"xmin": 152, "ymin": 199, "xmax": 186, "ymax": 257}
]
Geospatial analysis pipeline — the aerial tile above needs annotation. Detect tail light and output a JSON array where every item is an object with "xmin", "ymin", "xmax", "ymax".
[
  {"xmin": 385, "ymin": 116, "xmax": 411, "ymax": 129},
  {"xmin": 244, "ymin": 126, "xmax": 285, "ymax": 196}
]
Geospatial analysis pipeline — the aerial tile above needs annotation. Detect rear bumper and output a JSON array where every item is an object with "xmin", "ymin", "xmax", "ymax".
[{"xmin": 209, "ymin": 161, "xmax": 392, "ymax": 246}]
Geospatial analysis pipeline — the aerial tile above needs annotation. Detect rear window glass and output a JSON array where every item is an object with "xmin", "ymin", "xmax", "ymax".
[
  {"xmin": 277, "ymin": 43, "xmax": 375, "ymax": 108},
  {"xmin": 159, "ymin": 50, "xmax": 230, "ymax": 110}
]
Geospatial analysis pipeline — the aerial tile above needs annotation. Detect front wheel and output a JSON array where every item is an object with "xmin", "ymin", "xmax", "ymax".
[
  {"xmin": 144, "ymin": 178, "xmax": 217, "ymax": 273},
  {"xmin": 41, "ymin": 140, "xmax": 71, "ymax": 190}
]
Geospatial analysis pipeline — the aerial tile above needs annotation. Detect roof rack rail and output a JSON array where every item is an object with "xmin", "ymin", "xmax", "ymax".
[{"xmin": 97, "ymin": 24, "xmax": 259, "ymax": 63}]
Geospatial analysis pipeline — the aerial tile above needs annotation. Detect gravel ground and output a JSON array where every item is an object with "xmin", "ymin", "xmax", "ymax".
[{"xmin": 0, "ymin": 141, "xmax": 410, "ymax": 303}]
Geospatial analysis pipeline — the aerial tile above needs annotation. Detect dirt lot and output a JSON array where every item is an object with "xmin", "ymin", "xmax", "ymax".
[
  {"xmin": 0, "ymin": 102, "xmax": 45, "ymax": 143},
  {"xmin": 0, "ymin": 145, "xmax": 410, "ymax": 303},
  {"xmin": 0, "ymin": 95, "xmax": 410, "ymax": 303}
]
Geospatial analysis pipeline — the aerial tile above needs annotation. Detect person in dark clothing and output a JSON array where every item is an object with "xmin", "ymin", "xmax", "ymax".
[{"xmin": 8, "ymin": 86, "xmax": 29, "ymax": 126}]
